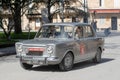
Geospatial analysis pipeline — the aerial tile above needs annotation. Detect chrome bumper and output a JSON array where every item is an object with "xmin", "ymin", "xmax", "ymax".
[{"xmin": 16, "ymin": 55, "xmax": 60, "ymax": 65}]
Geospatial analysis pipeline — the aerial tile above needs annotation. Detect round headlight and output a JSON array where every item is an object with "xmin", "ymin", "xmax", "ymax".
[
  {"xmin": 17, "ymin": 44, "xmax": 22, "ymax": 52},
  {"xmin": 47, "ymin": 45, "xmax": 53, "ymax": 54}
]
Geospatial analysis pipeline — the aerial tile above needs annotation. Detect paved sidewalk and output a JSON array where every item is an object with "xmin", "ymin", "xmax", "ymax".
[
  {"xmin": 97, "ymin": 31, "xmax": 120, "ymax": 37},
  {"xmin": 0, "ymin": 46, "xmax": 16, "ymax": 56}
]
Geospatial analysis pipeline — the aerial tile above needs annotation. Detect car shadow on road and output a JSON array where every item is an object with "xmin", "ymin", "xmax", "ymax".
[
  {"xmin": 31, "ymin": 65, "xmax": 60, "ymax": 72},
  {"xmin": 31, "ymin": 58, "xmax": 114, "ymax": 72},
  {"xmin": 73, "ymin": 58, "xmax": 114, "ymax": 71}
]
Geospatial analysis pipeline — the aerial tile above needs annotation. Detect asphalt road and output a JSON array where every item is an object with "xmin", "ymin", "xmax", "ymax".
[{"xmin": 0, "ymin": 36, "xmax": 120, "ymax": 80}]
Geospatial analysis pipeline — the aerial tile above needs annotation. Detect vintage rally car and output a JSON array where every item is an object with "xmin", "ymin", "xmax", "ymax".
[{"xmin": 16, "ymin": 22, "xmax": 104, "ymax": 71}]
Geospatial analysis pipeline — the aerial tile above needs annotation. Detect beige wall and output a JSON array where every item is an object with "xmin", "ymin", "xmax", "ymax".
[
  {"xmin": 88, "ymin": 0, "xmax": 120, "ymax": 9},
  {"xmin": 88, "ymin": 0, "xmax": 120, "ymax": 31},
  {"xmin": 21, "ymin": 14, "xmax": 29, "ymax": 30},
  {"xmin": 20, "ymin": 0, "xmax": 86, "ymax": 31},
  {"xmin": 104, "ymin": 0, "xmax": 114, "ymax": 8},
  {"xmin": 94, "ymin": 13, "xmax": 120, "ymax": 30},
  {"xmin": 20, "ymin": 0, "xmax": 120, "ymax": 31},
  {"xmin": 88, "ymin": 0, "xmax": 100, "ymax": 8},
  {"xmin": 1, "ymin": 0, "xmax": 120, "ymax": 31}
]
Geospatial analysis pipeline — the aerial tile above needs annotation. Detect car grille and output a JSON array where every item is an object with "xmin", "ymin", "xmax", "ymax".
[
  {"xmin": 22, "ymin": 45, "xmax": 46, "ymax": 56},
  {"xmin": 26, "ymin": 51, "xmax": 43, "ymax": 56}
]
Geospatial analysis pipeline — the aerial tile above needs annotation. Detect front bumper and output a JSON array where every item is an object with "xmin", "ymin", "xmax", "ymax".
[{"xmin": 16, "ymin": 55, "xmax": 60, "ymax": 65}]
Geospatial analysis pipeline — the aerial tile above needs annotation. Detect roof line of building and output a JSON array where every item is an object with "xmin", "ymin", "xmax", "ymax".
[{"xmin": 89, "ymin": 9, "xmax": 120, "ymax": 13}]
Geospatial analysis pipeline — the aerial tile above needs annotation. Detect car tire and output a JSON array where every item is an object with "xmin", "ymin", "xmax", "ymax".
[
  {"xmin": 20, "ymin": 61, "xmax": 33, "ymax": 70},
  {"xmin": 93, "ymin": 48, "xmax": 102, "ymax": 63},
  {"xmin": 59, "ymin": 52, "xmax": 74, "ymax": 71}
]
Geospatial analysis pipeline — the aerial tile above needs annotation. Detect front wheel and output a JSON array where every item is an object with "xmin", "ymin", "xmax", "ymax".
[
  {"xmin": 20, "ymin": 61, "xmax": 33, "ymax": 70},
  {"xmin": 59, "ymin": 52, "xmax": 74, "ymax": 71},
  {"xmin": 93, "ymin": 48, "xmax": 102, "ymax": 63}
]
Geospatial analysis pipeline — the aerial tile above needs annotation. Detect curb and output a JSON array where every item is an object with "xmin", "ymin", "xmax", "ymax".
[
  {"xmin": 0, "ymin": 44, "xmax": 15, "ymax": 48},
  {"xmin": 0, "ymin": 46, "xmax": 16, "ymax": 57},
  {"xmin": 0, "ymin": 52, "xmax": 16, "ymax": 57}
]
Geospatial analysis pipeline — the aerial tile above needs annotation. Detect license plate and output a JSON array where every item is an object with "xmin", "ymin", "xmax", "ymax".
[
  {"xmin": 32, "ymin": 60, "xmax": 39, "ymax": 64},
  {"xmin": 33, "ymin": 57, "xmax": 45, "ymax": 60},
  {"xmin": 32, "ymin": 59, "xmax": 44, "ymax": 65}
]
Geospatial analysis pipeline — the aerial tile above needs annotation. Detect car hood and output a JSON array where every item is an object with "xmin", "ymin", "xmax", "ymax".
[{"xmin": 17, "ymin": 38, "xmax": 73, "ymax": 46}]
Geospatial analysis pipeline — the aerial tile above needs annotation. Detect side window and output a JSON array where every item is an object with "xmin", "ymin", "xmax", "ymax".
[
  {"xmin": 83, "ymin": 26, "xmax": 94, "ymax": 38},
  {"xmin": 74, "ymin": 26, "xmax": 83, "ymax": 39},
  {"xmin": 64, "ymin": 26, "xmax": 73, "ymax": 38}
]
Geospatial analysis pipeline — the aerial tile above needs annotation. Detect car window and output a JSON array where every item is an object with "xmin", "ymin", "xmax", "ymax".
[
  {"xmin": 35, "ymin": 25, "xmax": 73, "ymax": 39},
  {"xmin": 74, "ymin": 26, "xmax": 84, "ymax": 39},
  {"xmin": 83, "ymin": 26, "xmax": 94, "ymax": 38},
  {"xmin": 64, "ymin": 26, "xmax": 73, "ymax": 38}
]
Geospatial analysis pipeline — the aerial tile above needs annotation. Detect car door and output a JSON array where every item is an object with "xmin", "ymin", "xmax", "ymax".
[
  {"xmin": 83, "ymin": 25, "xmax": 98, "ymax": 59},
  {"xmin": 74, "ymin": 26, "xmax": 88, "ymax": 62}
]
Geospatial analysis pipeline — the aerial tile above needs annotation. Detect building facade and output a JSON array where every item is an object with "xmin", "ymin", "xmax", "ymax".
[
  {"xmin": 23, "ymin": 0, "xmax": 86, "ymax": 31},
  {"xmin": 88, "ymin": 0, "xmax": 120, "ymax": 31},
  {"xmin": 0, "ymin": 0, "xmax": 88, "ymax": 31},
  {"xmin": 1, "ymin": 0, "xmax": 120, "ymax": 31}
]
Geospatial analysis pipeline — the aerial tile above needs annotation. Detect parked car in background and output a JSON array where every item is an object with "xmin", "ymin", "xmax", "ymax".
[{"xmin": 16, "ymin": 22, "xmax": 104, "ymax": 71}]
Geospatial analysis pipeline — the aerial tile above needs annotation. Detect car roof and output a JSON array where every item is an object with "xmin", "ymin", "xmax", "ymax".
[{"xmin": 43, "ymin": 22, "xmax": 91, "ymax": 27}]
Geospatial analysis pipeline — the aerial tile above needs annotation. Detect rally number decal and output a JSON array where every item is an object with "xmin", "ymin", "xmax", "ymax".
[{"xmin": 80, "ymin": 43, "xmax": 86, "ymax": 55}]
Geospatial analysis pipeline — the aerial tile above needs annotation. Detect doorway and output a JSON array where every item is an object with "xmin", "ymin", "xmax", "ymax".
[{"xmin": 111, "ymin": 17, "xmax": 117, "ymax": 30}]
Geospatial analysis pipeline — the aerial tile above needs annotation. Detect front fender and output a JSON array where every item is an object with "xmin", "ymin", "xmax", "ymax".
[{"xmin": 56, "ymin": 45, "xmax": 74, "ymax": 63}]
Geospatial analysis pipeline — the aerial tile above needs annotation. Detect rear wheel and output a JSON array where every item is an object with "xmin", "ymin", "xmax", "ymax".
[
  {"xmin": 93, "ymin": 48, "xmax": 102, "ymax": 63},
  {"xmin": 59, "ymin": 52, "xmax": 74, "ymax": 71},
  {"xmin": 20, "ymin": 61, "xmax": 33, "ymax": 70}
]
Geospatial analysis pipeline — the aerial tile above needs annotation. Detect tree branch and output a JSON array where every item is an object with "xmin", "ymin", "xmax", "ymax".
[
  {"xmin": 50, "ymin": 9, "xmax": 60, "ymax": 17},
  {"xmin": 21, "ymin": 6, "xmax": 28, "ymax": 16}
]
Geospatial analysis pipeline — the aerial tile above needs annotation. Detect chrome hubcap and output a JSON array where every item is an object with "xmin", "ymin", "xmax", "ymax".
[{"xmin": 64, "ymin": 54, "xmax": 73, "ymax": 68}]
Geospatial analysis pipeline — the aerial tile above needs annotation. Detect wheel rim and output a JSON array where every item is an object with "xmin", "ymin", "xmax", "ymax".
[{"xmin": 64, "ymin": 53, "xmax": 73, "ymax": 68}]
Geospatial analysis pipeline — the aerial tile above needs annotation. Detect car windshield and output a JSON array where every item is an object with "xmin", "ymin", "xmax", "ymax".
[{"xmin": 35, "ymin": 25, "xmax": 73, "ymax": 39}]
